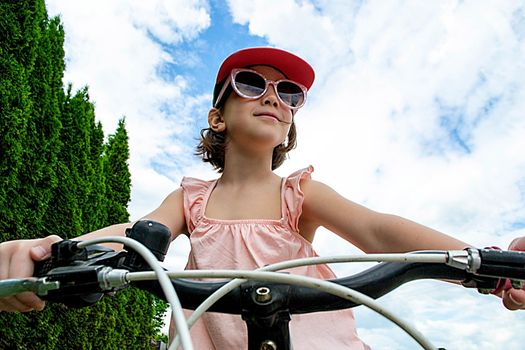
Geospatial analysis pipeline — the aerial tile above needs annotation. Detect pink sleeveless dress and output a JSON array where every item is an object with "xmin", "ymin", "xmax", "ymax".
[{"xmin": 179, "ymin": 166, "xmax": 370, "ymax": 349}]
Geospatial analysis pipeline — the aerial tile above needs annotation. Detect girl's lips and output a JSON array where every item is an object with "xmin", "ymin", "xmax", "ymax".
[{"xmin": 254, "ymin": 112, "xmax": 280, "ymax": 122}]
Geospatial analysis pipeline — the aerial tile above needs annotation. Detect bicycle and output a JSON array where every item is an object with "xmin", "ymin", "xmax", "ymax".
[{"xmin": 1, "ymin": 219, "xmax": 524, "ymax": 350}]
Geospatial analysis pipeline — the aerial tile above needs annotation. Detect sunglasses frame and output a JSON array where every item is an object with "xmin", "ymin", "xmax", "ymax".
[{"xmin": 214, "ymin": 68, "xmax": 308, "ymax": 110}]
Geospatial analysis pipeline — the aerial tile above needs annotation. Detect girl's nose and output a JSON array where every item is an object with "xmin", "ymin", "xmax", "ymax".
[{"xmin": 261, "ymin": 84, "xmax": 279, "ymax": 108}]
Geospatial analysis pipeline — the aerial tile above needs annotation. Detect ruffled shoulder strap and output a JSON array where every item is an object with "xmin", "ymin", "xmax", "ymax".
[
  {"xmin": 282, "ymin": 165, "xmax": 314, "ymax": 232},
  {"xmin": 180, "ymin": 176, "xmax": 216, "ymax": 233}
]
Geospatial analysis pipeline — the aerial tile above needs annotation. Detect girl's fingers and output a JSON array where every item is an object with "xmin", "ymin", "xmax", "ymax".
[
  {"xmin": 0, "ymin": 242, "xmax": 10, "ymax": 280},
  {"xmin": 8, "ymin": 242, "xmax": 45, "ymax": 311},
  {"xmin": 29, "ymin": 235, "xmax": 62, "ymax": 262},
  {"xmin": 0, "ymin": 296, "xmax": 34, "ymax": 313},
  {"xmin": 503, "ymin": 289, "xmax": 525, "ymax": 310},
  {"xmin": 508, "ymin": 236, "xmax": 525, "ymax": 251},
  {"xmin": 0, "ymin": 237, "xmax": 59, "ymax": 312},
  {"xmin": 14, "ymin": 292, "xmax": 45, "ymax": 311}
]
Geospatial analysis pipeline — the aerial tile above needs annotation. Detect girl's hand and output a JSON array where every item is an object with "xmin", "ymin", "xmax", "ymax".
[
  {"xmin": 501, "ymin": 237, "xmax": 525, "ymax": 310},
  {"xmin": 0, "ymin": 235, "xmax": 62, "ymax": 312}
]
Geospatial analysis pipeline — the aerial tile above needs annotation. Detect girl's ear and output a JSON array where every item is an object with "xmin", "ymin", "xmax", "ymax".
[{"xmin": 208, "ymin": 108, "xmax": 226, "ymax": 132}]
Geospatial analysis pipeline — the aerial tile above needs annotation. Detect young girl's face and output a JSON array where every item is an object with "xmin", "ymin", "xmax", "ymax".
[{"xmin": 219, "ymin": 65, "xmax": 294, "ymax": 152}]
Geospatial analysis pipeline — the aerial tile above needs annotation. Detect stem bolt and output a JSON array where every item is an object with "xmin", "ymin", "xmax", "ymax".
[
  {"xmin": 255, "ymin": 287, "xmax": 272, "ymax": 303},
  {"xmin": 260, "ymin": 340, "xmax": 277, "ymax": 350}
]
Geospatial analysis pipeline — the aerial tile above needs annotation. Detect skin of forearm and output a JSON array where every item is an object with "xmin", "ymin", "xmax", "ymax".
[
  {"xmin": 74, "ymin": 222, "xmax": 133, "ymax": 251},
  {"xmin": 370, "ymin": 214, "xmax": 469, "ymax": 253}
]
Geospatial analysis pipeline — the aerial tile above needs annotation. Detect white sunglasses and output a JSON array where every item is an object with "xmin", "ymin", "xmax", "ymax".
[{"xmin": 214, "ymin": 68, "xmax": 307, "ymax": 110}]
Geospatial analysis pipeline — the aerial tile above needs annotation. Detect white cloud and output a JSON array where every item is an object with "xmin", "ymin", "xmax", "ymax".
[
  {"xmin": 130, "ymin": 0, "xmax": 210, "ymax": 44},
  {"xmin": 264, "ymin": 0, "xmax": 525, "ymax": 239},
  {"xmin": 45, "ymin": 0, "xmax": 212, "ymax": 219},
  {"xmin": 354, "ymin": 280, "xmax": 523, "ymax": 349},
  {"xmin": 43, "ymin": 0, "xmax": 525, "ymax": 347},
  {"xmin": 227, "ymin": 0, "xmax": 352, "ymax": 78},
  {"xmin": 229, "ymin": 0, "xmax": 525, "ymax": 347}
]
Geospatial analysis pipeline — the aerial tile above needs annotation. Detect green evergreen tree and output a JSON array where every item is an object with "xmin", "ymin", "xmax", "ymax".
[
  {"xmin": 0, "ymin": 51, "xmax": 30, "ymax": 241},
  {"xmin": 104, "ymin": 118, "xmax": 131, "ymax": 225},
  {"xmin": 43, "ymin": 85, "xmax": 86, "ymax": 238},
  {"xmin": 0, "ymin": 0, "xmax": 42, "ymax": 240},
  {"xmin": 18, "ymin": 4, "xmax": 64, "ymax": 237},
  {"xmin": 0, "ymin": 0, "xmax": 167, "ymax": 348},
  {"xmin": 0, "ymin": 0, "xmax": 64, "ymax": 239},
  {"xmin": 85, "ymin": 120, "xmax": 107, "ymax": 232}
]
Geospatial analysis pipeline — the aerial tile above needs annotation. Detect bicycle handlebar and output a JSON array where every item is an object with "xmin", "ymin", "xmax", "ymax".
[
  {"xmin": 132, "ymin": 261, "xmax": 470, "ymax": 314},
  {"xmin": 26, "ymin": 244, "xmax": 525, "ymax": 314},
  {"xmin": 7, "ymin": 219, "xmax": 525, "ymax": 311},
  {"xmin": 3, "ymin": 220, "xmax": 525, "ymax": 350}
]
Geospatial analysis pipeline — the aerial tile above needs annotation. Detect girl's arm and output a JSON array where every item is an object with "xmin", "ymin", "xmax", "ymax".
[
  {"xmin": 301, "ymin": 179, "xmax": 525, "ymax": 309},
  {"xmin": 300, "ymin": 179, "xmax": 467, "ymax": 253},
  {"xmin": 0, "ymin": 188, "xmax": 187, "ymax": 312},
  {"xmin": 77, "ymin": 188, "xmax": 187, "ymax": 250}
]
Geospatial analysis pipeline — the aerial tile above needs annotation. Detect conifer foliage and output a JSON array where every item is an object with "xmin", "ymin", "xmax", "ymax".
[{"xmin": 0, "ymin": 1, "xmax": 166, "ymax": 348}]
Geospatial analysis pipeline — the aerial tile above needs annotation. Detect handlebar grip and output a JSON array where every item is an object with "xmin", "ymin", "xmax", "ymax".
[
  {"xmin": 33, "ymin": 258, "xmax": 55, "ymax": 278},
  {"xmin": 477, "ymin": 249, "xmax": 525, "ymax": 280},
  {"xmin": 33, "ymin": 240, "xmax": 88, "ymax": 278}
]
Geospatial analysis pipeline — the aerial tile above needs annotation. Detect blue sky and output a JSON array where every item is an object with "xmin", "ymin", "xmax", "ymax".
[
  {"xmin": 45, "ymin": 1, "xmax": 525, "ymax": 348},
  {"xmin": 155, "ymin": 0, "xmax": 267, "ymax": 102}
]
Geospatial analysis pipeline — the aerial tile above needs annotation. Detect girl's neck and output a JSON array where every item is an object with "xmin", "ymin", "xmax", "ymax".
[{"xmin": 220, "ymin": 149, "xmax": 278, "ymax": 185}]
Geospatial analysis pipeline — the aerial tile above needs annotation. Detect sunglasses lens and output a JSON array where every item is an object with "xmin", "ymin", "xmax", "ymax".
[
  {"xmin": 234, "ymin": 71, "xmax": 266, "ymax": 97},
  {"xmin": 231, "ymin": 69, "xmax": 306, "ymax": 109},
  {"xmin": 276, "ymin": 81, "xmax": 304, "ymax": 108}
]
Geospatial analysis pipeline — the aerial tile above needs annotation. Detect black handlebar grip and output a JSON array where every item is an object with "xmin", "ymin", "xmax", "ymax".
[
  {"xmin": 32, "ymin": 240, "xmax": 85, "ymax": 278},
  {"xmin": 478, "ymin": 249, "xmax": 525, "ymax": 280},
  {"xmin": 33, "ymin": 257, "xmax": 55, "ymax": 277}
]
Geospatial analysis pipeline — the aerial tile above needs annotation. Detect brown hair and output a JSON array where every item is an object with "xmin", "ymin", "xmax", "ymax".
[{"xmin": 195, "ymin": 121, "xmax": 297, "ymax": 173}]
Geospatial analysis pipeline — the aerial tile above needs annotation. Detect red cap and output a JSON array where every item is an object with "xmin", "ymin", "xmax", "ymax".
[{"xmin": 215, "ymin": 47, "xmax": 315, "ymax": 90}]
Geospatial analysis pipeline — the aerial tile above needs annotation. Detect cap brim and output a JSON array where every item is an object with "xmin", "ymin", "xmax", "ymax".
[{"xmin": 215, "ymin": 47, "xmax": 315, "ymax": 90}]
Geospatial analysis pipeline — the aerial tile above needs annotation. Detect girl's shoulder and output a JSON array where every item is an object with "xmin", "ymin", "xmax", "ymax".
[
  {"xmin": 181, "ymin": 176, "xmax": 216, "ymax": 187},
  {"xmin": 180, "ymin": 176, "xmax": 217, "ymax": 195},
  {"xmin": 284, "ymin": 165, "xmax": 314, "ymax": 190},
  {"xmin": 284, "ymin": 165, "xmax": 335, "ymax": 198},
  {"xmin": 296, "ymin": 169, "xmax": 352, "ymax": 219}
]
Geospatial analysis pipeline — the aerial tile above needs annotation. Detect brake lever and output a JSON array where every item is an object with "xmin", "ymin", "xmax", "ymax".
[
  {"xmin": 33, "ymin": 241, "xmax": 122, "ymax": 277},
  {"xmin": 27, "ymin": 220, "xmax": 172, "ymax": 308},
  {"xmin": 30, "ymin": 240, "xmax": 128, "ymax": 307},
  {"xmin": 0, "ymin": 278, "xmax": 60, "ymax": 298}
]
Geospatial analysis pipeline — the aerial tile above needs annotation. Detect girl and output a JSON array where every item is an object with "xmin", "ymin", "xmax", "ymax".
[{"xmin": 1, "ymin": 47, "xmax": 524, "ymax": 349}]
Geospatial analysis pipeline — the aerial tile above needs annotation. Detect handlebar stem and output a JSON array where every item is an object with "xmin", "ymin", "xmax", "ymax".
[{"xmin": 240, "ymin": 281, "xmax": 292, "ymax": 350}]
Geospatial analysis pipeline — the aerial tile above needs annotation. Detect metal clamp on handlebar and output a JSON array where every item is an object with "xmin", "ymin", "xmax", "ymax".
[
  {"xmin": 447, "ymin": 248, "xmax": 525, "ymax": 294},
  {"xmin": 447, "ymin": 249, "xmax": 499, "ymax": 294},
  {"xmin": 446, "ymin": 249, "xmax": 481, "ymax": 273}
]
